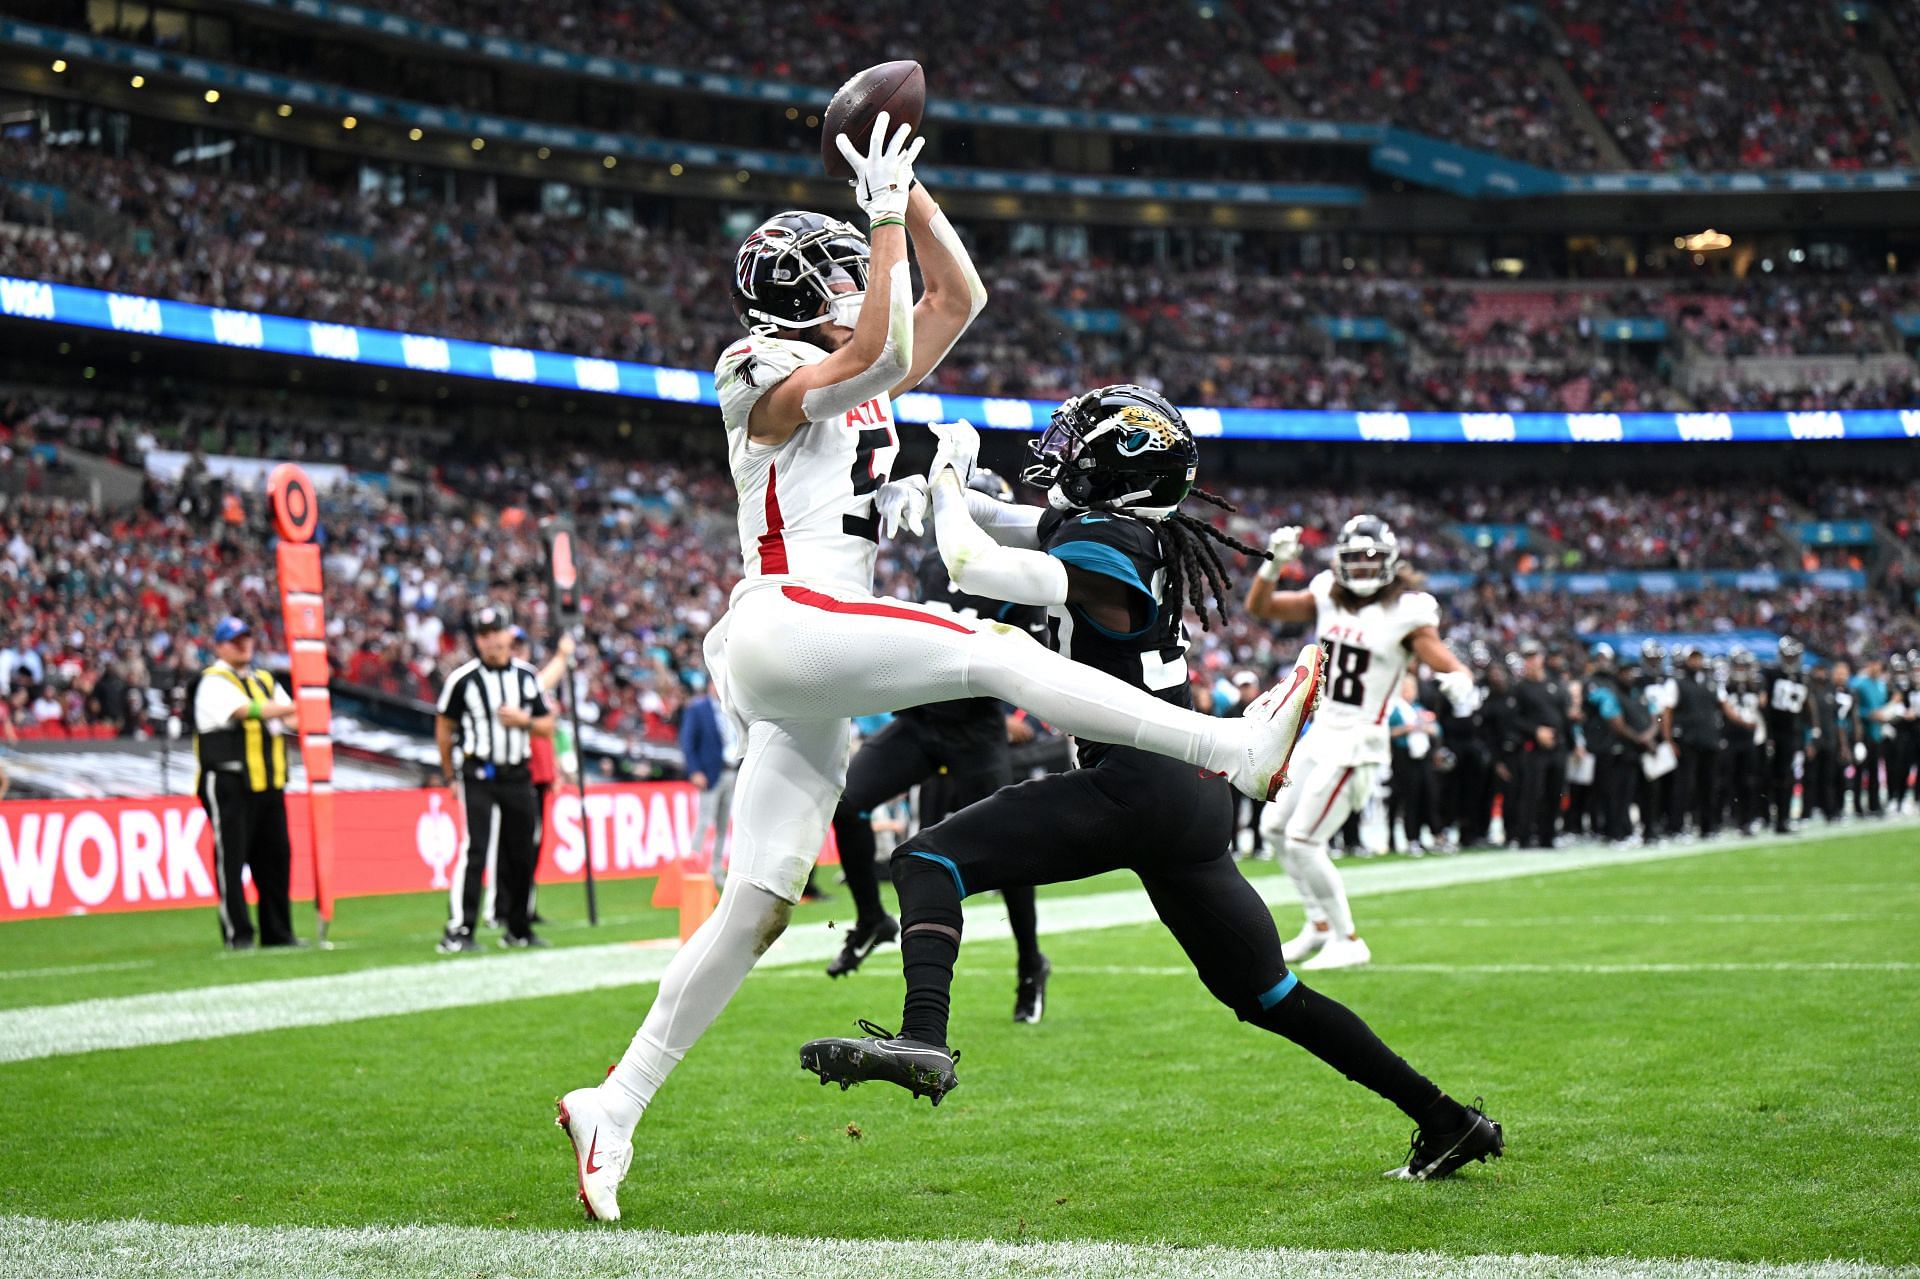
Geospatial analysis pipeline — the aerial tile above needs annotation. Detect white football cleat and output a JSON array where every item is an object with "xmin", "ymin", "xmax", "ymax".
[
  {"xmin": 556, "ymin": 1086, "xmax": 633, "ymax": 1222},
  {"xmin": 1229, "ymin": 643, "xmax": 1327, "ymax": 801},
  {"xmin": 1303, "ymin": 935, "xmax": 1373, "ymax": 971},
  {"xmin": 1281, "ymin": 921, "xmax": 1333, "ymax": 964}
]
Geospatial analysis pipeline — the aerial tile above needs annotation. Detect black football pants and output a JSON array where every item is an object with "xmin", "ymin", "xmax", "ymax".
[
  {"xmin": 830, "ymin": 717, "xmax": 1039, "ymax": 963},
  {"xmin": 886, "ymin": 746, "xmax": 1452, "ymax": 1125},
  {"xmin": 451, "ymin": 777, "xmax": 538, "ymax": 939}
]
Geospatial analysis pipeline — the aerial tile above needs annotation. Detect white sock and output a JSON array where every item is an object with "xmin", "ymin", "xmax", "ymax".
[
  {"xmin": 1275, "ymin": 831, "xmax": 1326, "ymax": 924},
  {"xmin": 597, "ymin": 881, "xmax": 792, "ymax": 1132},
  {"xmin": 966, "ymin": 639, "xmax": 1240, "ymax": 772},
  {"xmin": 1286, "ymin": 836, "xmax": 1355, "ymax": 938}
]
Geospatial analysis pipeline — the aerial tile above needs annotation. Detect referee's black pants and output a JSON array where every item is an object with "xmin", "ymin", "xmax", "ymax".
[
  {"xmin": 451, "ymin": 774, "xmax": 539, "ymax": 940},
  {"xmin": 199, "ymin": 770, "xmax": 294, "ymax": 948}
]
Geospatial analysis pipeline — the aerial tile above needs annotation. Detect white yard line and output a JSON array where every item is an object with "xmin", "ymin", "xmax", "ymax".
[
  {"xmin": 1062, "ymin": 962, "xmax": 1920, "ymax": 978},
  {"xmin": 0, "ymin": 960, "xmax": 154, "ymax": 982},
  {"xmin": 0, "ymin": 1215, "xmax": 1907, "ymax": 1279},
  {"xmin": 0, "ymin": 819, "xmax": 1911, "ymax": 1066}
]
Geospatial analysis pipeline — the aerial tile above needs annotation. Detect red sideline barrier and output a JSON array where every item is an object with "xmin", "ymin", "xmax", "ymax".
[{"xmin": 0, "ymin": 782, "xmax": 803, "ymax": 922}]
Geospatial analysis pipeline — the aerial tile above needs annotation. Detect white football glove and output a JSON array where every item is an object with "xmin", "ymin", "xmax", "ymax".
[
  {"xmin": 834, "ymin": 111, "xmax": 923, "ymax": 224},
  {"xmin": 875, "ymin": 474, "xmax": 928, "ymax": 539},
  {"xmin": 1256, "ymin": 525, "xmax": 1302, "ymax": 581},
  {"xmin": 1436, "ymin": 667, "xmax": 1478, "ymax": 715},
  {"xmin": 926, "ymin": 419, "xmax": 979, "ymax": 489}
]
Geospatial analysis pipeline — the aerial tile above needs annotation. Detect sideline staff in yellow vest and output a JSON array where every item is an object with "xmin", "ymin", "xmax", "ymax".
[{"xmin": 193, "ymin": 616, "xmax": 300, "ymax": 950}]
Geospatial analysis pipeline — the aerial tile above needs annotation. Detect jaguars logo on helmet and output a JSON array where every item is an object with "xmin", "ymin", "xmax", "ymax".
[
  {"xmin": 1022, "ymin": 384, "xmax": 1198, "ymax": 519},
  {"xmin": 731, "ymin": 210, "xmax": 872, "ymax": 337}
]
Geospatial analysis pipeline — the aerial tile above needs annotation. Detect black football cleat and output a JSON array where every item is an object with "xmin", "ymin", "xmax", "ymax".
[
  {"xmin": 799, "ymin": 1019, "xmax": 960, "ymax": 1106},
  {"xmin": 1386, "ymin": 1099, "xmax": 1504, "ymax": 1180},
  {"xmin": 825, "ymin": 914, "xmax": 900, "ymax": 979},
  {"xmin": 1013, "ymin": 953, "xmax": 1051, "ymax": 1024}
]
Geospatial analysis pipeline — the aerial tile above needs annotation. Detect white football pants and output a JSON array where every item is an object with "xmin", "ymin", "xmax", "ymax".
[
  {"xmin": 1261, "ymin": 754, "xmax": 1377, "ymax": 940},
  {"xmin": 598, "ymin": 579, "xmax": 1256, "ymax": 1132}
]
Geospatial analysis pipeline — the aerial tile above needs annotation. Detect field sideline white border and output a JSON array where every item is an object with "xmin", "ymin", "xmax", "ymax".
[
  {"xmin": 0, "ymin": 1214, "xmax": 1911, "ymax": 1279},
  {"xmin": 1, "ymin": 819, "xmax": 1912, "ymax": 1065}
]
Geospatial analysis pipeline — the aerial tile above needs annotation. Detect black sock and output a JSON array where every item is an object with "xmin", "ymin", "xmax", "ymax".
[
  {"xmin": 891, "ymin": 851, "xmax": 966, "ymax": 1048},
  {"xmin": 1255, "ymin": 980, "xmax": 1466, "ymax": 1129},
  {"xmin": 831, "ymin": 800, "xmax": 887, "ymax": 926},
  {"xmin": 1003, "ymin": 885, "xmax": 1042, "ymax": 969}
]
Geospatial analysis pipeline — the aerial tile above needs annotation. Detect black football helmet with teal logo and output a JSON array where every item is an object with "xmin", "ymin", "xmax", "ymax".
[{"xmin": 1021, "ymin": 384, "xmax": 1198, "ymax": 519}]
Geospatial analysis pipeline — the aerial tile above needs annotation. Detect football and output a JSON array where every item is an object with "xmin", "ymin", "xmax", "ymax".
[{"xmin": 821, "ymin": 60, "xmax": 926, "ymax": 179}]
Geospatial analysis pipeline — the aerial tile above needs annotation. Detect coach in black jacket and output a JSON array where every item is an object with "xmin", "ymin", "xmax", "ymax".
[{"xmin": 1510, "ymin": 640, "xmax": 1571, "ymax": 848}]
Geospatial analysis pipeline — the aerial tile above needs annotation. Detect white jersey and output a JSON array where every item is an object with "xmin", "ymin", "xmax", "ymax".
[
  {"xmin": 715, "ymin": 335, "xmax": 900, "ymax": 593},
  {"xmin": 1644, "ymin": 675, "xmax": 1679, "ymax": 719},
  {"xmin": 1305, "ymin": 570, "xmax": 1441, "ymax": 765}
]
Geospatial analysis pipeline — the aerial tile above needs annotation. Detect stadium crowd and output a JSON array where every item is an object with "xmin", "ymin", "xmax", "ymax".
[
  {"xmin": 5, "ymin": 391, "xmax": 1917, "ymax": 766},
  {"xmin": 7, "ymin": 139, "xmax": 1920, "ymax": 415},
  {"xmin": 1549, "ymin": 0, "xmax": 1910, "ymax": 172},
  {"xmin": 136, "ymin": 0, "xmax": 1915, "ymax": 174}
]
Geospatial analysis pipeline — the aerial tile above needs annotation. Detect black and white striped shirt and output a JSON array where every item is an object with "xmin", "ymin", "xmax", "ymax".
[{"xmin": 437, "ymin": 658, "xmax": 549, "ymax": 776}]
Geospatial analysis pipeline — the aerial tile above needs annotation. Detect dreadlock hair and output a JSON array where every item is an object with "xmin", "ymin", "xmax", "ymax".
[{"xmin": 1159, "ymin": 487, "xmax": 1272, "ymax": 632}]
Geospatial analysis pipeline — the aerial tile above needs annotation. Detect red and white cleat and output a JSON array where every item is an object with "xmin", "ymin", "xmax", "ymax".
[
  {"xmin": 555, "ymin": 1086, "xmax": 633, "ymax": 1222},
  {"xmin": 1229, "ymin": 643, "xmax": 1328, "ymax": 802}
]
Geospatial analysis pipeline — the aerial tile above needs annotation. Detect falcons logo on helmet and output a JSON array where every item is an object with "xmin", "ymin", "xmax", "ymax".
[{"xmin": 734, "ymin": 225, "xmax": 797, "ymax": 301}]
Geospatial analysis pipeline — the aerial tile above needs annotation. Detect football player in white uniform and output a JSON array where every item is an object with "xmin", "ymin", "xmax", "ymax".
[
  {"xmin": 1246, "ymin": 515, "xmax": 1478, "ymax": 970},
  {"xmin": 556, "ymin": 116, "xmax": 1326, "ymax": 1221}
]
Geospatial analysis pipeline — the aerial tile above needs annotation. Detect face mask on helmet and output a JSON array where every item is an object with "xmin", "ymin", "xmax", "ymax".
[
  {"xmin": 1022, "ymin": 386, "xmax": 1197, "ymax": 519},
  {"xmin": 1332, "ymin": 516, "xmax": 1400, "ymax": 597},
  {"xmin": 732, "ymin": 213, "xmax": 872, "ymax": 336}
]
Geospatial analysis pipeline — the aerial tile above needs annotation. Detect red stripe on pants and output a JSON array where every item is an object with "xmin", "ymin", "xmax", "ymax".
[
  {"xmin": 1308, "ymin": 766, "xmax": 1355, "ymax": 840},
  {"xmin": 780, "ymin": 585, "xmax": 974, "ymax": 633}
]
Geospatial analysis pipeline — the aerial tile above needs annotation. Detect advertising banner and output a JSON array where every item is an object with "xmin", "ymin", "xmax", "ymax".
[{"xmin": 0, "ymin": 782, "xmax": 739, "ymax": 922}]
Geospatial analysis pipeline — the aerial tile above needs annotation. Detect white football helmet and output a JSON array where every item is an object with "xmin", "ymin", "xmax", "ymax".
[{"xmin": 1332, "ymin": 513, "xmax": 1400, "ymax": 597}]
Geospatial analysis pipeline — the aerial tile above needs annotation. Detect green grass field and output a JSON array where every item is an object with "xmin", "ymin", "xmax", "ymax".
[{"xmin": 2, "ymin": 827, "xmax": 1916, "ymax": 1277}]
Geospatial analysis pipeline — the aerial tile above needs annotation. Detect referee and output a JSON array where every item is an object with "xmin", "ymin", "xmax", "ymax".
[
  {"xmin": 191, "ymin": 616, "xmax": 300, "ymax": 950},
  {"xmin": 437, "ymin": 605, "xmax": 556, "ymax": 953}
]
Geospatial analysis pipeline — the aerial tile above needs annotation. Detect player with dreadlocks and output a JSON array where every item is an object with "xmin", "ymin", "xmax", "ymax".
[{"xmin": 799, "ymin": 386, "xmax": 1502, "ymax": 1182}]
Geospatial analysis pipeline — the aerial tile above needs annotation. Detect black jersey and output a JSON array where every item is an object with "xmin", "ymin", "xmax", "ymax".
[
  {"xmin": 1037, "ymin": 508, "xmax": 1188, "ymax": 765},
  {"xmin": 1759, "ymin": 664, "xmax": 1809, "ymax": 739},
  {"xmin": 900, "ymin": 553, "xmax": 1048, "ymax": 744}
]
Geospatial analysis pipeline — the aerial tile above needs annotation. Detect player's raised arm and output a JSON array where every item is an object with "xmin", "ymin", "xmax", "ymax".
[
  {"xmin": 926, "ymin": 423, "xmax": 1069, "ymax": 607},
  {"xmin": 1244, "ymin": 525, "xmax": 1318, "ymax": 622},
  {"xmin": 890, "ymin": 183, "xmax": 989, "ymax": 398},
  {"xmin": 749, "ymin": 114, "xmax": 920, "ymax": 444}
]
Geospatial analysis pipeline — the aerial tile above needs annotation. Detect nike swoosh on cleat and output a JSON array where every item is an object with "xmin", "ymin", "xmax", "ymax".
[{"xmin": 584, "ymin": 1129, "xmax": 603, "ymax": 1175}]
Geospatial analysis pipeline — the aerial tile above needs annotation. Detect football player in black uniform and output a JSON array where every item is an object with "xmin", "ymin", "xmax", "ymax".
[
  {"xmin": 1887, "ymin": 653, "xmax": 1916, "ymax": 814},
  {"xmin": 826, "ymin": 469, "xmax": 1054, "ymax": 1023},
  {"xmin": 1759, "ymin": 637, "xmax": 1810, "ymax": 834},
  {"xmin": 1721, "ymin": 650, "xmax": 1766, "ymax": 834},
  {"xmin": 800, "ymin": 386, "xmax": 1502, "ymax": 1181}
]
